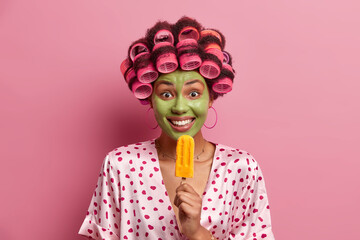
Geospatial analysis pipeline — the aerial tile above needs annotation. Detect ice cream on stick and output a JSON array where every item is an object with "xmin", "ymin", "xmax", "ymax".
[{"xmin": 175, "ymin": 135, "xmax": 194, "ymax": 182}]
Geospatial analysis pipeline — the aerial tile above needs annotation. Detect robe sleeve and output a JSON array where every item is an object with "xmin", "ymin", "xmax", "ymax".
[
  {"xmin": 228, "ymin": 161, "xmax": 275, "ymax": 240},
  {"xmin": 78, "ymin": 154, "xmax": 121, "ymax": 239}
]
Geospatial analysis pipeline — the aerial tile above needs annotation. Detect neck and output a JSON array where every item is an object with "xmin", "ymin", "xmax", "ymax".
[{"xmin": 156, "ymin": 131, "xmax": 206, "ymax": 160}]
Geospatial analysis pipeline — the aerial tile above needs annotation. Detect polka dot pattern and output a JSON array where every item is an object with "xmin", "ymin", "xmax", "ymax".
[{"xmin": 79, "ymin": 140, "xmax": 274, "ymax": 239}]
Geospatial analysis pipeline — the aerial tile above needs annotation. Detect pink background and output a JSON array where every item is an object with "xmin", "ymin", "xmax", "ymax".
[{"xmin": 1, "ymin": 0, "xmax": 359, "ymax": 239}]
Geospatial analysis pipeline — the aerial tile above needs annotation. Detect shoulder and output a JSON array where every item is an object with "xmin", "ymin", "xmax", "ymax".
[
  {"xmin": 108, "ymin": 139, "xmax": 155, "ymax": 155},
  {"xmin": 105, "ymin": 139, "xmax": 157, "ymax": 165},
  {"xmin": 214, "ymin": 143, "xmax": 266, "ymax": 189},
  {"xmin": 214, "ymin": 143, "xmax": 260, "ymax": 170}
]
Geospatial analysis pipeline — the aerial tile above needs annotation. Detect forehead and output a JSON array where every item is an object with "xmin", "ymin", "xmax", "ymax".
[{"xmin": 155, "ymin": 70, "xmax": 206, "ymax": 86}]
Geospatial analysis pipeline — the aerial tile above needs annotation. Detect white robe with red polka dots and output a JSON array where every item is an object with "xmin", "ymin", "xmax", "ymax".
[{"xmin": 79, "ymin": 140, "xmax": 275, "ymax": 239}]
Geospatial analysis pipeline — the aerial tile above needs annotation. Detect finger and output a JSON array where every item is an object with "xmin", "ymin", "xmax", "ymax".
[
  {"xmin": 174, "ymin": 193, "xmax": 195, "ymax": 208},
  {"xmin": 177, "ymin": 201, "xmax": 199, "ymax": 218},
  {"xmin": 175, "ymin": 186, "xmax": 202, "ymax": 207},
  {"xmin": 178, "ymin": 191, "xmax": 201, "ymax": 203},
  {"xmin": 174, "ymin": 193, "xmax": 193, "ymax": 208},
  {"xmin": 174, "ymin": 192, "xmax": 201, "ymax": 208},
  {"xmin": 176, "ymin": 185, "xmax": 202, "ymax": 201},
  {"xmin": 176, "ymin": 183, "xmax": 199, "ymax": 195}
]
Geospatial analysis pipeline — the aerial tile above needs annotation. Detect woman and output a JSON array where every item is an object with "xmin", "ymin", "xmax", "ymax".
[{"xmin": 79, "ymin": 17, "xmax": 274, "ymax": 240}]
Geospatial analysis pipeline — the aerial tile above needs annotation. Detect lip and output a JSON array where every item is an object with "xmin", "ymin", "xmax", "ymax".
[{"xmin": 167, "ymin": 116, "xmax": 195, "ymax": 132}]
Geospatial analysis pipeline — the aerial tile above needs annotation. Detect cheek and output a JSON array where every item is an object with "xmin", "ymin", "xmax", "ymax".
[
  {"xmin": 191, "ymin": 99, "xmax": 209, "ymax": 116},
  {"xmin": 153, "ymin": 106, "xmax": 164, "ymax": 120},
  {"xmin": 153, "ymin": 99, "xmax": 171, "ymax": 118}
]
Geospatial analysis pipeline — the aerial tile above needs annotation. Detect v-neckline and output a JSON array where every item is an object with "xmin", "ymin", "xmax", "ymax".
[{"xmin": 151, "ymin": 140, "xmax": 219, "ymax": 235}]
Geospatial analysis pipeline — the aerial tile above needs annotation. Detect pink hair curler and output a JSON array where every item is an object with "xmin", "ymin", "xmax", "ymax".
[
  {"xmin": 198, "ymin": 28, "xmax": 224, "ymax": 79},
  {"xmin": 205, "ymin": 47, "xmax": 224, "ymax": 63},
  {"xmin": 180, "ymin": 54, "xmax": 202, "ymax": 70},
  {"xmin": 199, "ymin": 44, "xmax": 223, "ymax": 79},
  {"xmin": 152, "ymin": 42, "xmax": 178, "ymax": 73},
  {"xmin": 130, "ymin": 43, "xmax": 150, "ymax": 62},
  {"xmin": 212, "ymin": 77, "xmax": 233, "ymax": 94},
  {"xmin": 136, "ymin": 62, "xmax": 159, "ymax": 83},
  {"xmin": 176, "ymin": 39, "xmax": 202, "ymax": 70},
  {"xmin": 201, "ymin": 29, "xmax": 223, "ymax": 44},
  {"xmin": 222, "ymin": 62, "xmax": 235, "ymax": 73},
  {"xmin": 199, "ymin": 60, "xmax": 221, "ymax": 79},
  {"xmin": 131, "ymin": 79, "xmax": 153, "ymax": 99},
  {"xmin": 130, "ymin": 43, "xmax": 158, "ymax": 83},
  {"xmin": 200, "ymin": 29, "xmax": 225, "ymax": 50},
  {"xmin": 223, "ymin": 51, "xmax": 230, "ymax": 64},
  {"xmin": 178, "ymin": 26, "xmax": 200, "ymax": 41},
  {"xmin": 120, "ymin": 58, "xmax": 132, "ymax": 77},
  {"xmin": 176, "ymin": 38, "xmax": 198, "ymax": 51},
  {"xmin": 125, "ymin": 67, "xmax": 136, "ymax": 84},
  {"xmin": 222, "ymin": 51, "xmax": 235, "ymax": 74},
  {"xmin": 154, "ymin": 29, "xmax": 174, "ymax": 45}
]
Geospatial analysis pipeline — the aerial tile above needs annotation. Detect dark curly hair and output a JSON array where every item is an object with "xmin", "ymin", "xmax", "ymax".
[{"xmin": 120, "ymin": 16, "xmax": 235, "ymax": 102}]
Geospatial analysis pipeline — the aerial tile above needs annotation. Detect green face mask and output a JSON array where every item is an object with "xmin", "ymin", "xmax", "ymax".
[{"xmin": 151, "ymin": 70, "xmax": 211, "ymax": 140}]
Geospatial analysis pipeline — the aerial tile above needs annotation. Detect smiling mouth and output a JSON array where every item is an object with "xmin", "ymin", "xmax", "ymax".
[
  {"xmin": 167, "ymin": 118, "xmax": 195, "ymax": 126},
  {"xmin": 166, "ymin": 117, "xmax": 196, "ymax": 132}
]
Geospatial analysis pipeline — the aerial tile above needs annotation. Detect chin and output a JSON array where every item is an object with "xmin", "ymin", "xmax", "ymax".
[{"xmin": 168, "ymin": 129, "xmax": 200, "ymax": 141}]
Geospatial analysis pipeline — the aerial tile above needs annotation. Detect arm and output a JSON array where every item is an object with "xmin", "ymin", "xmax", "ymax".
[
  {"xmin": 78, "ymin": 155, "xmax": 121, "ymax": 240},
  {"xmin": 228, "ymin": 162, "xmax": 275, "ymax": 239}
]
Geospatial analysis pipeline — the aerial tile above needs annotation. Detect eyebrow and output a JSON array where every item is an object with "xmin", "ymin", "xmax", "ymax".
[
  {"xmin": 156, "ymin": 80, "xmax": 174, "ymax": 86},
  {"xmin": 185, "ymin": 79, "xmax": 203, "ymax": 85},
  {"xmin": 156, "ymin": 79, "xmax": 203, "ymax": 86}
]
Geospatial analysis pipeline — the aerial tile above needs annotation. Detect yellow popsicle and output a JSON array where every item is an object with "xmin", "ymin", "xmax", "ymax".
[{"xmin": 175, "ymin": 135, "xmax": 194, "ymax": 178}]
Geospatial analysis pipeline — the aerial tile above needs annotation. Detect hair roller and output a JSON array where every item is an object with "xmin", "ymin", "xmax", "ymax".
[
  {"xmin": 131, "ymin": 79, "xmax": 153, "ymax": 99},
  {"xmin": 222, "ymin": 51, "xmax": 235, "ymax": 74},
  {"xmin": 149, "ymin": 25, "xmax": 178, "ymax": 73},
  {"xmin": 199, "ymin": 52, "xmax": 222, "ymax": 79},
  {"xmin": 172, "ymin": 16, "xmax": 203, "ymax": 44},
  {"xmin": 120, "ymin": 58, "xmax": 132, "ymax": 79},
  {"xmin": 176, "ymin": 39, "xmax": 202, "ymax": 70},
  {"xmin": 198, "ymin": 30, "xmax": 225, "ymax": 79},
  {"xmin": 133, "ymin": 53, "xmax": 159, "ymax": 83},
  {"xmin": 146, "ymin": 22, "xmax": 178, "ymax": 73},
  {"xmin": 126, "ymin": 69, "xmax": 153, "ymax": 99},
  {"xmin": 122, "ymin": 16, "xmax": 236, "ymax": 103},
  {"xmin": 199, "ymin": 31, "xmax": 223, "ymax": 50},
  {"xmin": 129, "ymin": 39, "xmax": 150, "ymax": 62},
  {"xmin": 212, "ymin": 78, "xmax": 232, "ymax": 93},
  {"xmin": 200, "ymin": 29, "xmax": 226, "ymax": 49},
  {"xmin": 125, "ymin": 67, "xmax": 136, "ymax": 85},
  {"xmin": 151, "ymin": 43, "xmax": 178, "ymax": 73},
  {"xmin": 199, "ymin": 34, "xmax": 224, "ymax": 62},
  {"xmin": 173, "ymin": 17, "xmax": 203, "ymax": 71},
  {"xmin": 145, "ymin": 21, "xmax": 174, "ymax": 50},
  {"xmin": 211, "ymin": 67, "xmax": 234, "ymax": 94},
  {"xmin": 222, "ymin": 51, "xmax": 232, "ymax": 65},
  {"xmin": 154, "ymin": 29, "xmax": 174, "ymax": 45},
  {"xmin": 129, "ymin": 39, "xmax": 158, "ymax": 83}
]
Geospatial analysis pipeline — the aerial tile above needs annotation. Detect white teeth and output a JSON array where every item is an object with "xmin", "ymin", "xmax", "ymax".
[{"xmin": 171, "ymin": 119, "xmax": 193, "ymax": 126}]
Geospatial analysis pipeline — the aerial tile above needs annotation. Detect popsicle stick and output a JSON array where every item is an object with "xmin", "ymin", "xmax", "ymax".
[{"xmin": 181, "ymin": 177, "xmax": 186, "ymax": 185}]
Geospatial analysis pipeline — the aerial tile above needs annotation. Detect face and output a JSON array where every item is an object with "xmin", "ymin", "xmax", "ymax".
[{"xmin": 151, "ymin": 70, "xmax": 212, "ymax": 140}]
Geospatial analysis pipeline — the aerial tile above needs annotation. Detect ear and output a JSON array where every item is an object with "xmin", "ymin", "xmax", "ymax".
[{"xmin": 208, "ymin": 96, "xmax": 214, "ymax": 108}]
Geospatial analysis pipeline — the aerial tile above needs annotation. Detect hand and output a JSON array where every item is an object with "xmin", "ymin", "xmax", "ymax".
[{"xmin": 174, "ymin": 183, "xmax": 211, "ymax": 240}]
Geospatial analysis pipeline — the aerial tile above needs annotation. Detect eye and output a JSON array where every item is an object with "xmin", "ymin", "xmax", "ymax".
[
  {"xmin": 189, "ymin": 91, "xmax": 200, "ymax": 98},
  {"xmin": 161, "ymin": 92, "xmax": 173, "ymax": 98}
]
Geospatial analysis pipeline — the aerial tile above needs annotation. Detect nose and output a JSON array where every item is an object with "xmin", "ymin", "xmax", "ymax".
[{"xmin": 171, "ymin": 95, "xmax": 189, "ymax": 114}]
